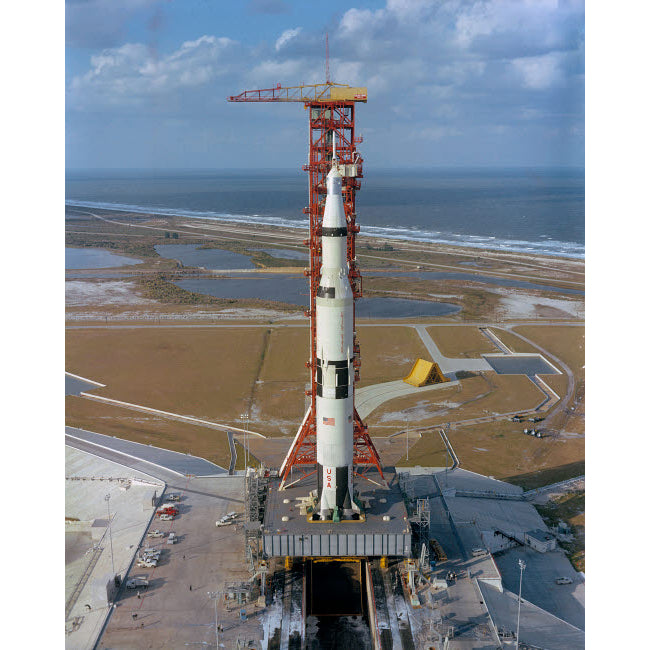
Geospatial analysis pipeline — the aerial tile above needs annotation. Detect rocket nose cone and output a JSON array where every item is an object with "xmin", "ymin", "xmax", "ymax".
[{"xmin": 326, "ymin": 169, "xmax": 342, "ymax": 196}]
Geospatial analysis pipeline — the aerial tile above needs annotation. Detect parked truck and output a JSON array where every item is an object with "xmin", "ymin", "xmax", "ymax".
[{"xmin": 126, "ymin": 577, "xmax": 149, "ymax": 590}]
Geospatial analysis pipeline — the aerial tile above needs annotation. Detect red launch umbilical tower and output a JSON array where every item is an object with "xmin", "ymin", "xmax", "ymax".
[{"xmin": 228, "ymin": 80, "xmax": 384, "ymax": 489}]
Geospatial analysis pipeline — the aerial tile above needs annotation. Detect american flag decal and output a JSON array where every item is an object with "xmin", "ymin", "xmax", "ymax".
[{"xmin": 323, "ymin": 417, "xmax": 335, "ymax": 426}]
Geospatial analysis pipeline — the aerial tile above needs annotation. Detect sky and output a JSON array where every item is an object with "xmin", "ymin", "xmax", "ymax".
[{"xmin": 65, "ymin": 0, "xmax": 585, "ymax": 169}]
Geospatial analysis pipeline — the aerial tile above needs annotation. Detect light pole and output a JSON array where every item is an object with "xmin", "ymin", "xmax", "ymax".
[
  {"xmin": 105, "ymin": 494, "xmax": 115, "ymax": 576},
  {"xmin": 516, "ymin": 559, "xmax": 526, "ymax": 649},
  {"xmin": 240, "ymin": 413, "xmax": 249, "ymax": 468},
  {"xmin": 208, "ymin": 591, "xmax": 221, "ymax": 648},
  {"xmin": 406, "ymin": 414, "xmax": 409, "ymax": 462}
]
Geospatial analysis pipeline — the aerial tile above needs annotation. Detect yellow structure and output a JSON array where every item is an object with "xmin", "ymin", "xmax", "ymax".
[{"xmin": 403, "ymin": 359, "xmax": 449, "ymax": 387}]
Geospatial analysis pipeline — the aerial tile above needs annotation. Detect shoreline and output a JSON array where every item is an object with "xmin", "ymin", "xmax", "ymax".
[{"xmin": 65, "ymin": 201, "xmax": 585, "ymax": 262}]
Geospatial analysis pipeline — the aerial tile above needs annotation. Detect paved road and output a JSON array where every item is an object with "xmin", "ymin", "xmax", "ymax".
[
  {"xmin": 412, "ymin": 324, "xmax": 493, "ymax": 375},
  {"xmin": 65, "ymin": 375, "xmax": 100, "ymax": 396},
  {"xmin": 356, "ymin": 378, "xmax": 460, "ymax": 420},
  {"xmin": 227, "ymin": 431, "xmax": 237, "ymax": 475},
  {"xmin": 65, "ymin": 426, "xmax": 227, "ymax": 478},
  {"xmin": 66, "ymin": 320, "xmax": 585, "ymax": 330}
]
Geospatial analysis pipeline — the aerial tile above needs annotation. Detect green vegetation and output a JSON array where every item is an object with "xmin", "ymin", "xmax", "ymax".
[
  {"xmin": 137, "ymin": 274, "xmax": 234, "ymax": 304},
  {"xmin": 503, "ymin": 461, "xmax": 585, "ymax": 491},
  {"xmin": 65, "ymin": 232, "xmax": 159, "ymax": 258},
  {"xmin": 535, "ymin": 491, "xmax": 585, "ymax": 572}
]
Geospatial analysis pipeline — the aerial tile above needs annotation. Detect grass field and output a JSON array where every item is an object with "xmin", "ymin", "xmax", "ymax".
[
  {"xmin": 426, "ymin": 326, "xmax": 498, "ymax": 358},
  {"xmin": 65, "ymin": 327, "xmax": 268, "ymax": 424},
  {"xmin": 513, "ymin": 325, "xmax": 585, "ymax": 383},
  {"xmin": 65, "ymin": 396, "xmax": 232, "ymax": 467},
  {"xmin": 356, "ymin": 326, "xmax": 429, "ymax": 387},
  {"xmin": 397, "ymin": 418, "xmax": 584, "ymax": 487},
  {"xmin": 366, "ymin": 373, "xmax": 545, "ymax": 436},
  {"xmin": 512, "ymin": 325, "xmax": 585, "ymax": 434},
  {"xmin": 489, "ymin": 328, "xmax": 538, "ymax": 353}
]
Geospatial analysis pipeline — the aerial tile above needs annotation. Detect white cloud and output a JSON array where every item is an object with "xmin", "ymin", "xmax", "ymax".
[
  {"xmin": 69, "ymin": 36, "xmax": 236, "ymax": 108},
  {"xmin": 417, "ymin": 126, "xmax": 461, "ymax": 140},
  {"xmin": 511, "ymin": 52, "xmax": 565, "ymax": 89},
  {"xmin": 275, "ymin": 27, "xmax": 302, "ymax": 51}
]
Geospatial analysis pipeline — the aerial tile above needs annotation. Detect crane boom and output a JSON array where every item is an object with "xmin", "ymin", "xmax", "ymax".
[{"xmin": 228, "ymin": 81, "xmax": 367, "ymax": 103}]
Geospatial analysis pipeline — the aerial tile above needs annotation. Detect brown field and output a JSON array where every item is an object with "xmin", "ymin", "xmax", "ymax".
[
  {"xmin": 426, "ymin": 326, "xmax": 498, "ymax": 358},
  {"xmin": 66, "ymin": 396, "xmax": 232, "ymax": 467},
  {"xmin": 512, "ymin": 325, "xmax": 585, "ymax": 434},
  {"xmin": 513, "ymin": 325, "xmax": 585, "ymax": 383},
  {"xmin": 399, "ymin": 418, "xmax": 584, "ymax": 488},
  {"xmin": 356, "ymin": 326, "xmax": 429, "ymax": 387},
  {"xmin": 65, "ymin": 327, "xmax": 268, "ymax": 425},
  {"xmin": 489, "ymin": 328, "xmax": 538, "ymax": 353},
  {"xmin": 366, "ymin": 373, "xmax": 545, "ymax": 436},
  {"xmin": 543, "ymin": 373, "xmax": 569, "ymax": 398},
  {"xmin": 65, "ymin": 324, "xmax": 429, "ymax": 438}
]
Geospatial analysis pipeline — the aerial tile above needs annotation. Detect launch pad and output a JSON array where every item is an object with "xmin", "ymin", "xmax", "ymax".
[{"xmin": 262, "ymin": 468, "xmax": 412, "ymax": 558}]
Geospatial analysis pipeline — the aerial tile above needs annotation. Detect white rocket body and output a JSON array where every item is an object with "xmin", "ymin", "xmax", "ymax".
[{"xmin": 315, "ymin": 164, "xmax": 358, "ymax": 519}]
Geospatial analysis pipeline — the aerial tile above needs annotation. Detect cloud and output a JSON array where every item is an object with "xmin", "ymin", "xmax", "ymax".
[
  {"xmin": 275, "ymin": 27, "xmax": 302, "ymax": 52},
  {"xmin": 67, "ymin": 0, "xmax": 585, "ymax": 167},
  {"xmin": 511, "ymin": 52, "xmax": 566, "ymax": 90},
  {"xmin": 69, "ymin": 35, "xmax": 237, "ymax": 109},
  {"xmin": 66, "ymin": 0, "xmax": 164, "ymax": 48}
]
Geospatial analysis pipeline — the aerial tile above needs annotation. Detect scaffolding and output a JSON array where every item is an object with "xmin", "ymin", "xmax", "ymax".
[
  {"xmin": 244, "ymin": 470, "xmax": 268, "ymax": 573},
  {"xmin": 411, "ymin": 498, "xmax": 431, "ymax": 566}
]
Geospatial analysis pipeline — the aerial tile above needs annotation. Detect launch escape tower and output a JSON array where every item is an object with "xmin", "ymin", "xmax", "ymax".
[{"xmin": 228, "ymin": 80, "xmax": 384, "ymax": 497}]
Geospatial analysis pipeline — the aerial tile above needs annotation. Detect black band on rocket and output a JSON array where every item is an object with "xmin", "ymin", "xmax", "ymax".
[
  {"xmin": 317, "ymin": 286, "xmax": 336, "ymax": 298},
  {"xmin": 321, "ymin": 227, "xmax": 347, "ymax": 237}
]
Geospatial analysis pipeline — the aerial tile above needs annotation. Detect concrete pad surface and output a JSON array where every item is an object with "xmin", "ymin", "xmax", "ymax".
[
  {"xmin": 494, "ymin": 547, "xmax": 585, "ymax": 631},
  {"xmin": 97, "ymin": 476, "xmax": 268, "ymax": 650},
  {"xmin": 66, "ymin": 426, "xmax": 227, "ymax": 476},
  {"xmin": 65, "ymin": 446, "xmax": 164, "ymax": 649},
  {"xmin": 478, "ymin": 580, "xmax": 584, "ymax": 649}
]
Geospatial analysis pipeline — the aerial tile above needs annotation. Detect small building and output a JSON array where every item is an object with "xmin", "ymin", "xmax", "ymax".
[{"xmin": 524, "ymin": 529, "xmax": 557, "ymax": 553}]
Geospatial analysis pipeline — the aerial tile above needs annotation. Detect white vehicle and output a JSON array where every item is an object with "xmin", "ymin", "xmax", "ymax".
[
  {"xmin": 147, "ymin": 530, "xmax": 164, "ymax": 538},
  {"xmin": 167, "ymin": 533, "xmax": 177, "ymax": 545},
  {"xmin": 160, "ymin": 502, "xmax": 179, "ymax": 510},
  {"xmin": 167, "ymin": 494, "xmax": 180, "ymax": 502},
  {"xmin": 471, "ymin": 547, "xmax": 488, "ymax": 557},
  {"xmin": 159, "ymin": 514, "xmax": 174, "ymax": 521},
  {"xmin": 141, "ymin": 551, "xmax": 161, "ymax": 560},
  {"xmin": 555, "ymin": 577, "xmax": 574, "ymax": 585},
  {"xmin": 126, "ymin": 578, "xmax": 149, "ymax": 589},
  {"xmin": 216, "ymin": 516, "xmax": 235, "ymax": 527},
  {"xmin": 136, "ymin": 560, "xmax": 157, "ymax": 568}
]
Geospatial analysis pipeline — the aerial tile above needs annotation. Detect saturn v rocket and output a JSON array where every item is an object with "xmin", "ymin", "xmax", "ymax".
[{"xmin": 314, "ymin": 157, "xmax": 360, "ymax": 520}]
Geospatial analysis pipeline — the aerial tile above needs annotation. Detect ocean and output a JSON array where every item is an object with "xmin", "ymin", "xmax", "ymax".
[{"xmin": 65, "ymin": 168, "xmax": 584, "ymax": 259}]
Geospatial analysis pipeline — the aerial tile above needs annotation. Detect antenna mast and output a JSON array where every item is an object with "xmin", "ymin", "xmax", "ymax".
[{"xmin": 326, "ymin": 33, "xmax": 330, "ymax": 84}]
